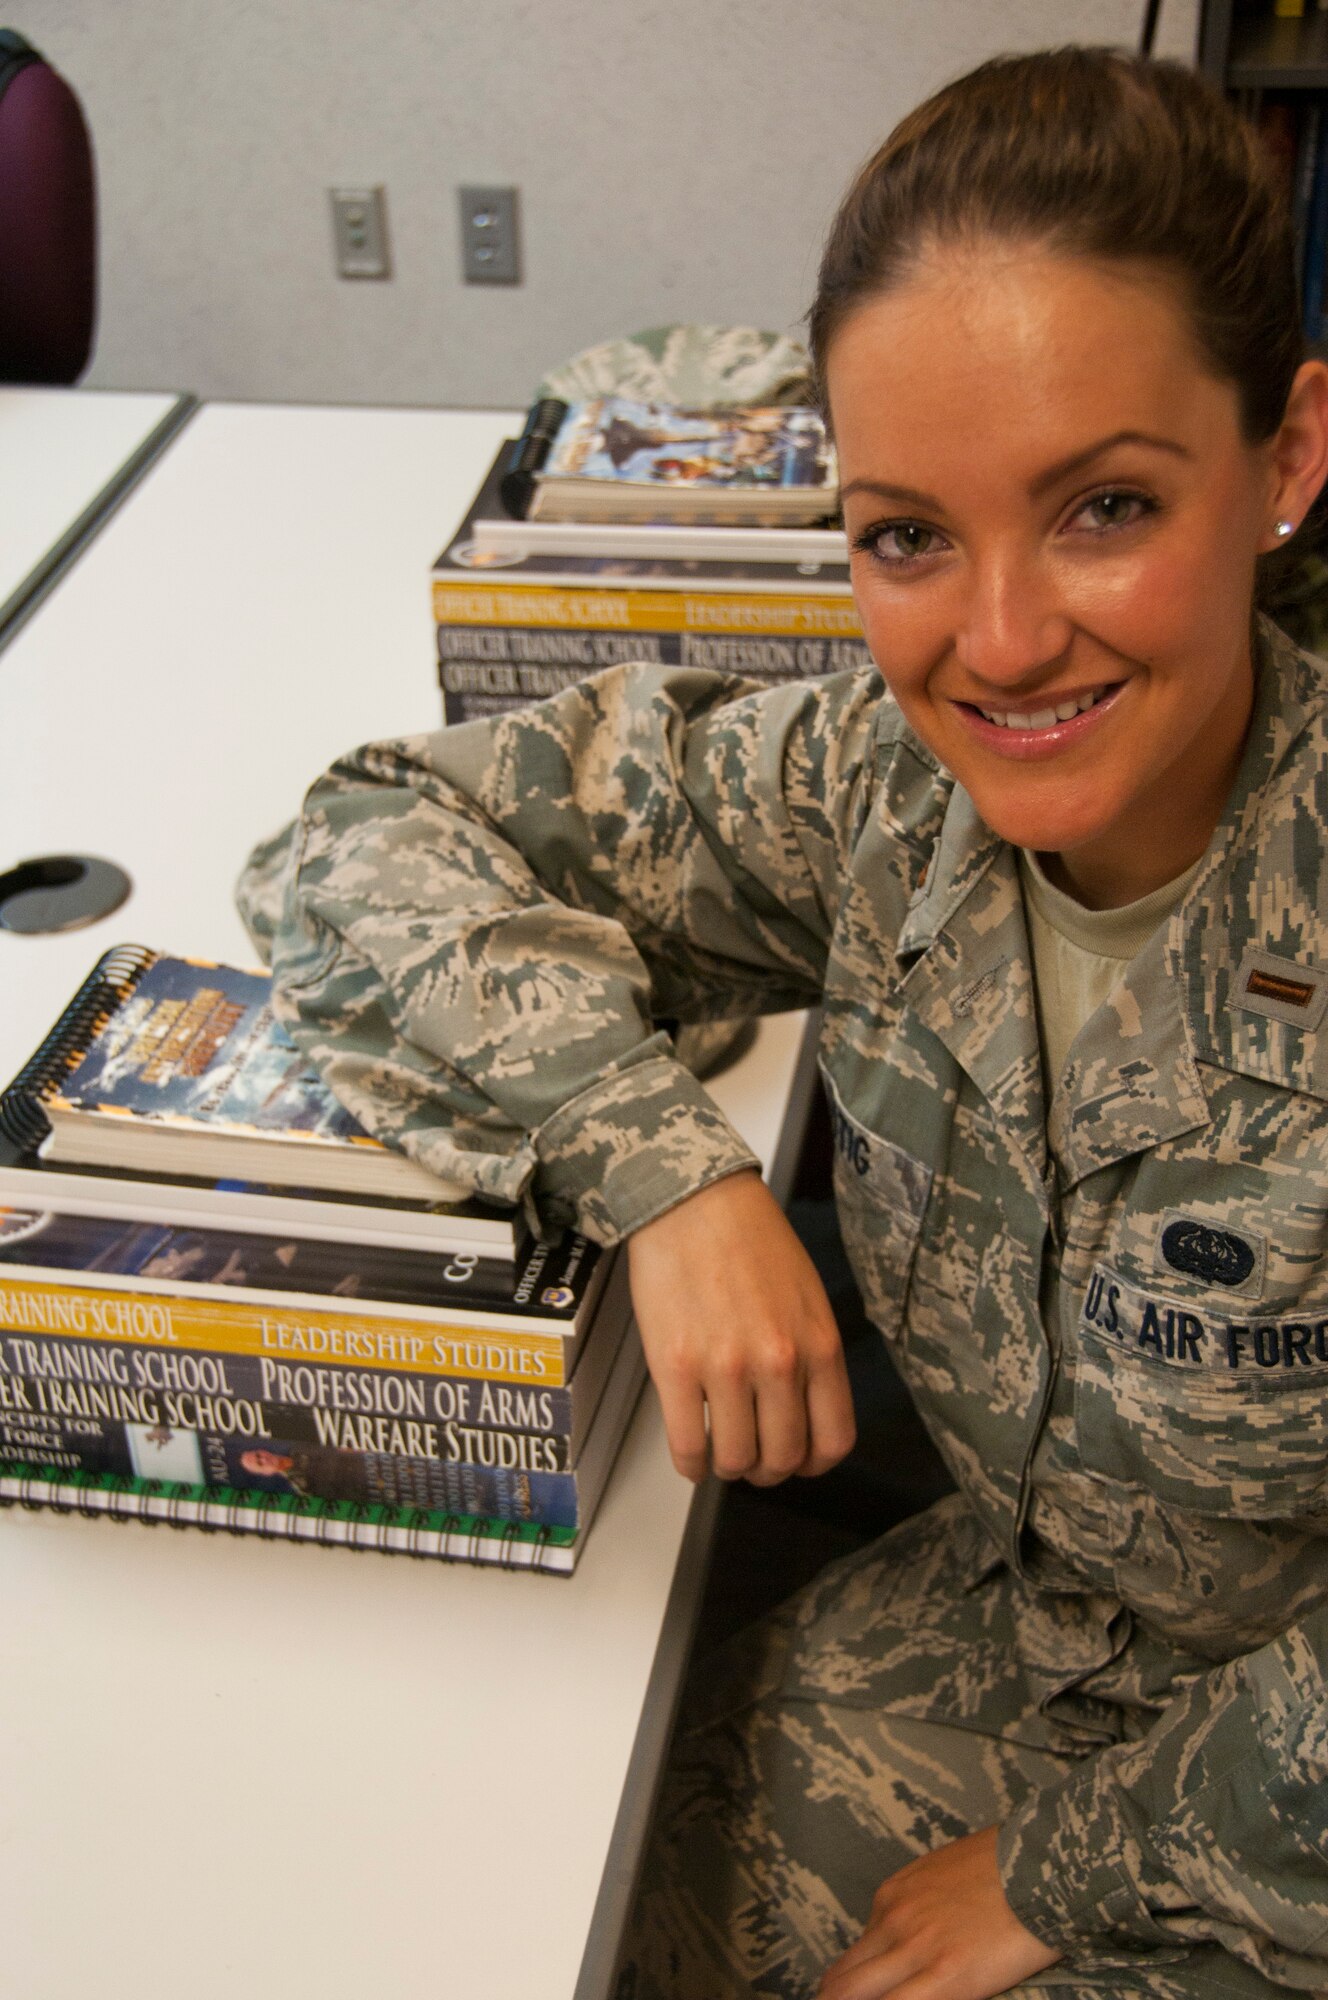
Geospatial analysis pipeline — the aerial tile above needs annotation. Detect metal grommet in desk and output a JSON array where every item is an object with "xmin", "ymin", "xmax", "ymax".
[{"xmin": 0, "ymin": 854, "xmax": 132, "ymax": 934}]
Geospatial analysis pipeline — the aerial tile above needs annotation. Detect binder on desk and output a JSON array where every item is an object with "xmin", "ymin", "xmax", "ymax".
[{"xmin": 0, "ymin": 943, "xmax": 526, "ymax": 1259}]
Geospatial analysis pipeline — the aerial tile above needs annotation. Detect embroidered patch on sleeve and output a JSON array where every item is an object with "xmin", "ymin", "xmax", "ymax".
[{"xmin": 1229, "ymin": 948, "xmax": 1328, "ymax": 1033}]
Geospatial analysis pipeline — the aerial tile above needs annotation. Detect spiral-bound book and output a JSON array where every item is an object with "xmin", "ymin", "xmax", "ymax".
[
  {"xmin": 0, "ymin": 1308, "xmax": 646, "ymax": 1574},
  {"xmin": 1, "ymin": 1476, "xmax": 584, "ymax": 1569},
  {"xmin": 0, "ymin": 945, "xmax": 526, "ymax": 1259}
]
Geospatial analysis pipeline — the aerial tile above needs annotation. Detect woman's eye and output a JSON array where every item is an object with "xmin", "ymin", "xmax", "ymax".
[
  {"xmin": 1070, "ymin": 489, "xmax": 1153, "ymax": 534},
  {"xmin": 858, "ymin": 521, "xmax": 945, "ymax": 565}
]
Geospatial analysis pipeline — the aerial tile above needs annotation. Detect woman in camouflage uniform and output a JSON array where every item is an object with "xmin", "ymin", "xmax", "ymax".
[{"xmin": 240, "ymin": 50, "xmax": 1328, "ymax": 2000}]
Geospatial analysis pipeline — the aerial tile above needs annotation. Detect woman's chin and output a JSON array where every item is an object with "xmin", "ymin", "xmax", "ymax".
[{"xmin": 968, "ymin": 792, "xmax": 1117, "ymax": 862}]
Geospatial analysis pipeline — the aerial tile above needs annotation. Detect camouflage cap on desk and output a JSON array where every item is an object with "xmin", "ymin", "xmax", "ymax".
[{"xmin": 536, "ymin": 324, "xmax": 813, "ymax": 410}]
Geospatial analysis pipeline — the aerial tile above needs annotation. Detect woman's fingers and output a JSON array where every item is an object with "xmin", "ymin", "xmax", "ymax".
[
  {"xmin": 627, "ymin": 1169, "xmax": 854, "ymax": 1487},
  {"xmin": 649, "ymin": 1370, "xmax": 711, "ymax": 1482},
  {"xmin": 706, "ymin": 1374, "xmax": 764, "ymax": 1481},
  {"xmin": 801, "ymin": 1335, "xmax": 858, "ymax": 1476},
  {"xmin": 818, "ymin": 1830, "xmax": 1062, "ymax": 2000}
]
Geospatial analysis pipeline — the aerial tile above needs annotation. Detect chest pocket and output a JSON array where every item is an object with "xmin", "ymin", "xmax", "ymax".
[
  {"xmin": 820, "ymin": 1064, "xmax": 932, "ymax": 1345},
  {"xmin": 1073, "ymin": 1264, "xmax": 1328, "ymax": 1521}
]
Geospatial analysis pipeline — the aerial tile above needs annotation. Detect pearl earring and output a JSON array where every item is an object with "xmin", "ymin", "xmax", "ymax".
[{"xmin": 1274, "ymin": 519, "xmax": 1296, "ymax": 538}]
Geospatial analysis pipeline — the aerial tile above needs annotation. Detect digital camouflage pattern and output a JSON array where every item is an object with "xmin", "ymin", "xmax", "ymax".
[
  {"xmin": 237, "ymin": 616, "xmax": 1328, "ymax": 1993},
  {"xmin": 620, "ymin": 1497, "xmax": 1300, "ymax": 1999},
  {"xmin": 536, "ymin": 321, "xmax": 813, "ymax": 410}
]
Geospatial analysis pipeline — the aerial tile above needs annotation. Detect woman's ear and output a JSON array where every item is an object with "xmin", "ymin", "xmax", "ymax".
[{"xmin": 1261, "ymin": 358, "xmax": 1328, "ymax": 551}]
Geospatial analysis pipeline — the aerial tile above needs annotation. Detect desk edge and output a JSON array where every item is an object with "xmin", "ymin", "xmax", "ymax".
[
  {"xmin": 0, "ymin": 393, "xmax": 199, "ymax": 655},
  {"xmin": 572, "ymin": 1010, "xmax": 821, "ymax": 1999}
]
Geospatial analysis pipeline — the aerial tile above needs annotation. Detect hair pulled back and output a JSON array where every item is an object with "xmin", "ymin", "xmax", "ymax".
[{"xmin": 809, "ymin": 47, "xmax": 1300, "ymax": 443}]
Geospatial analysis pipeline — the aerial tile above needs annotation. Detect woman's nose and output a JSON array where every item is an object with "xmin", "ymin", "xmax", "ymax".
[{"xmin": 953, "ymin": 552, "xmax": 1073, "ymax": 689}]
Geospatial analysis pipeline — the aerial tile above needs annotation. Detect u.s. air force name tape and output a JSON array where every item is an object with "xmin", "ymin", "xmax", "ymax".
[{"xmin": 1083, "ymin": 1262, "xmax": 1328, "ymax": 1372}]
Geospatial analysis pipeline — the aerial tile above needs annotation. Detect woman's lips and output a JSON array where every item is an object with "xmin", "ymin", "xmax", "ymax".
[{"xmin": 950, "ymin": 681, "xmax": 1125, "ymax": 758}]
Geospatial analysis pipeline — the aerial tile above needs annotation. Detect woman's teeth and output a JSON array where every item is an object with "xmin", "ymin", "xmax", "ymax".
[{"xmin": 977, "ymin": 687, "xmax": 1105, "ymax": 730}]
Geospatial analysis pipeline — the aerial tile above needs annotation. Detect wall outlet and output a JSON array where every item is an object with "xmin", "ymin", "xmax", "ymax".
[
  {"xmin": 330, "ymin": 186, "xmax": 390, "ymax": 279},
  {"xmin": 459, "ymin": 185, "xmax": 520, "ymax": 284}
]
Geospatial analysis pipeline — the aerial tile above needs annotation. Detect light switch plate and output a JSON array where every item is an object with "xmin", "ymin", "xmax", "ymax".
[
  {"xmin": 330, "ymin": 186, "xmax": 390, "ymax": 279},
  {"xmin": 459, "ymin": 185, "xmax": 520, "ymax": 284}
]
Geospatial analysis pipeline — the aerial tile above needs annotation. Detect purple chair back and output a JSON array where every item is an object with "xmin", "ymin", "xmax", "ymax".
[{"xmin": 0, "ymin": 31, "xmax": 96, "ymax": 383}]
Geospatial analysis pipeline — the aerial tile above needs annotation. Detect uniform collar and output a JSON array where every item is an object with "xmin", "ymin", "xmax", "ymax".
[
  {"xmin": 887, "ymin": 617, "xmax": 1328, "ymax": 1185},
  {"xmin": 894, "ymin": 792, "xmax": 1048, "ymax": 1192},
  {"xmin": 895, "ymin": 776, "xmax": 1002, "ymax": 962},
  {"xmin": 1177, "ymin": 616, "xmax": 1328, "ymax": 1105}
]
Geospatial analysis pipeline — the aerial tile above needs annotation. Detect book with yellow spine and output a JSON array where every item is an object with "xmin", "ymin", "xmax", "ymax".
[
  {"xmin": 0, "ymin": 1306, "xmax": 646, "ymax": 1574},
  {"xmin": 0, "ymin": 1234, "xmax": 622, "ymax": 1388}
]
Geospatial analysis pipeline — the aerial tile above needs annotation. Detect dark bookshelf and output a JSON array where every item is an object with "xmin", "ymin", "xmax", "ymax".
[
  {"xmin": 1204, "ymin": 1, "xmax": 1328, "ymax": 90},
  {"xmin": 1200, "ymin": 1, "xmax": 1328, "ymax": 353},
  {"xmin": 1199, "ymin": 2, "xmax": 1328, "ymax": 662},
  {"xmin": 1232, "ymin": 12, "xmax": 1328, "ymax": 89}
]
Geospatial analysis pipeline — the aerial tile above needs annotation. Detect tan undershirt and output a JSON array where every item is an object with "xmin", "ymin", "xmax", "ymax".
[{"xmin": 1018, "ymin": 849, "xmax": 1202, "ymax": 1095}]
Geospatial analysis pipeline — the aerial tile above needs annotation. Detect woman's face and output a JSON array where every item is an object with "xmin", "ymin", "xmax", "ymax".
[{"xmin": 827, "ymin": 245, "xmax": 1285, "ymax": 905}]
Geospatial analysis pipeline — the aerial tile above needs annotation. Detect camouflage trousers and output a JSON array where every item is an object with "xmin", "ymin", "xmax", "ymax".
[{"xmin": 616, "ymin": 1496, "xmax": 1299, "ymax": 2000}]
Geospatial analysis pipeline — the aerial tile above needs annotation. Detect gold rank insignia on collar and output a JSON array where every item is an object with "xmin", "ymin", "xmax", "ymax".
[{"xmin": 1229, "ymin": 948, "xmax": 1328, "ymax": 1034}]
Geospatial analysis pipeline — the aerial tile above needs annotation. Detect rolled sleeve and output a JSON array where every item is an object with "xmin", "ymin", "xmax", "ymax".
[{"xmin": 533, "ymin": 1049, "xmax": 760, "ymax": 1242}]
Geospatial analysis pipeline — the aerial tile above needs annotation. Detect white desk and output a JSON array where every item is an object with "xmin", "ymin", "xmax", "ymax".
[
  {"xmin": 0, "ymin": 386, "xmax": 194, "ymax": 645},
  {"xmin": 0, "ymin": 401, "xmax": 816, "ymax": 1999}
]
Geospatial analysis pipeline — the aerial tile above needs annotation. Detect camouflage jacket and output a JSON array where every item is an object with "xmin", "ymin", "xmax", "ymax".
[{"xmin": 238, "ymin": 617, "xmax": 1328, "ymax": 1982}]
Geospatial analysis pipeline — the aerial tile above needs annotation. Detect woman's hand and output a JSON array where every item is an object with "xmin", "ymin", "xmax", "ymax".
[
  {"xmin": 626, "ymin": 1170, "xmax": 856, "ymax": 1486},
  {"xmin": 819, "ymin": 1828, "xmax": 1061, "ymax": 2000}
]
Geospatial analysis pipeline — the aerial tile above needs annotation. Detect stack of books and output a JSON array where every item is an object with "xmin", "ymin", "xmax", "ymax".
[
  {"xmin": 433, "ymin": 394, "xmax": 872, "ymax": 727},
  {"xmin": 0, "ymin": 944, "xmax": 643, "ymax": 1573}
]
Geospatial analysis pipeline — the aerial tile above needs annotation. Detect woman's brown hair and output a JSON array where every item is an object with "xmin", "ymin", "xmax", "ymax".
[{"xmin": 809, "ymin": 47, "xmax": 1300, "ymax": 444}]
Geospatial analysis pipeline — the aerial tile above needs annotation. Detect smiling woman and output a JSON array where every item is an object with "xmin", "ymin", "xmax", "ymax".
[
  {"xmin": 237, "ymin": 44, "xmax": 1328, "ymax": 2000},
  {"xmin": 831, "ymin": 250, "xmax": 1295, "ymax": 908},
  {"xmin": 812, "ymin": 51, "xmax": 1328, "ymax": 927}
]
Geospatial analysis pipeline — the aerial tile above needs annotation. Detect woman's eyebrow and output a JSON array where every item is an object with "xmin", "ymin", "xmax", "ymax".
[
  {"xmin": 840, "ymin": 431, "xmax": 1193, "ymax": 515},
  {"xmin": 839, "ymin": 477, "xmax": 944, "ymax": 510},
  {"xmin": 1027, "ymin": 429, "xmax": 1193, "ymax": 496}
]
